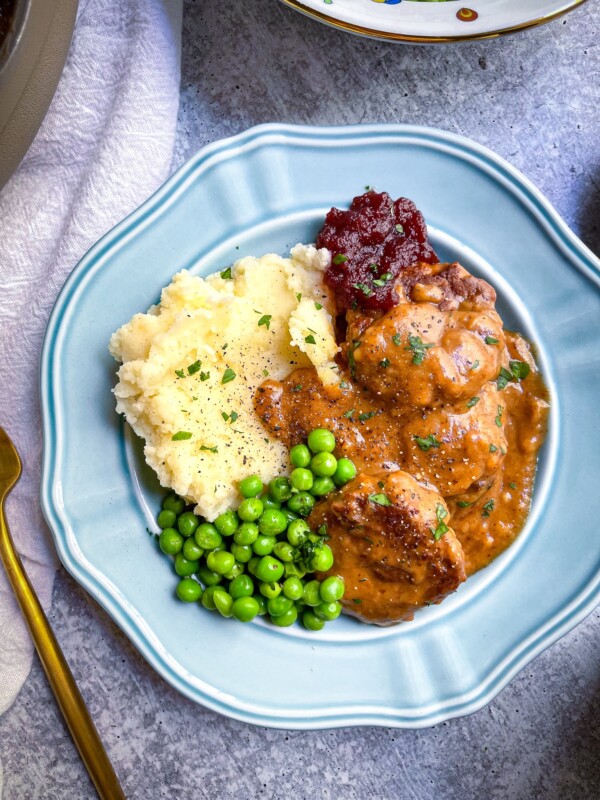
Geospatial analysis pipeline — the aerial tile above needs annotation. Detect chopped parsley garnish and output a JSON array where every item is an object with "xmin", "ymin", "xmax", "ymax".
[
  {"xmin": 263, "ymin": 369, "xmax": 269, "ymax": 377},
  {"xmin": 498, "ymin": 360, "xmax": 531, "ymax": 389},
  {"xmin": 495, "ymin": 405, "xmax": 503, "ymax": 427},
  {"xmin": 379, "ymin": 358, "xmax": 391, "ymax": 369},
  {"xmin": 304, "ymin": 334, "xmax": 316, "ymax": 345},
  {"xmin": 200, "ymin": 371, "xmax": 210, "ymax": 381},
  {"xmin": 497, "ymin": 367, "xmax": 513, "ymax": 391},
  {"xmin": 343, "ymin": 409, "xmax": 355, "ymax": 419},
  {"xmin": 359, "ymin": 411, "xmax": 376, "ymax": 422},
  {"xmin": 405, "ymin": 334, "xmax": 434, "ymax": 365},
  {"xmin": 489, "ymin": 444, "xmax": 498, "ymax": 453},
  {"xmin": 291, "ymin": 384, "xmax": 303, "ymax": 392},
  {"xmin": 368, "ymin": 493, "xmax": 392, "ymax": 506},
  {"xmin": 413, "ymin": 434, "xmax": 441, "ymax": 452},
  {"xmin": 372, "ymin": 273, "xmax": 392, "ymax": 287},
  {"xmin": 220, "ymin": 267, "xmax": 232, "ymax": 280},
  {"xmin": 171, "ymin": 431, "xmax": 192, "ymax": 441},
  {"xmin": 431, "ymin": 504, "xmax": 449, "ymax": 541},
  {"xmin": 187, "ymin": 360, "xmax": 201, "ymax": 375},
  {"xmin": 395, "ymin": 224, "xmax": 404, "ymax": 235},
  {"xmin": 471, "ymin": 359, "xmax": 480, "ymax": 371},
  {"xmin": 353, "ymin": 282, "xmax": 373, "ymax": 297},
  {"xmin": 200, "ymin": 444, "xmax": 218, "ymax": 454},
  {"xmin": 509, "ymin": 482, "xmax": 517, "ymax": 490},
  {"xmin": 174, "ymin": 369, "xmax": 185, "ymax": 379},
  {"xmin": 332, "ymin": 254, "xmax": 348, "ymax": 265},
  {"xmin": 509, "ymin": 360, "xmax": 531, "ymax": 380},
  {"xmin": 221, "ymin": 411, "xmax": 239, "ymax": 424},
  {"xmin": 340, "ymin": 380, "xmax": 349, "ymax": 390},
  {"xmin": 348, "ymin": 339, "xmax": 361, "ymax": 378},
  {"xmin": 482, "ymin": 499, "xmax": 495, "ymax": 518},
  {"xmin": 314, "ymin": 302, "xmax": 323, "ymax": 310},
  {"xmin": 257, "ymin": 314, "xmax": 272, "ymax": 330},
  {"xmin": 466, "ymin": 397, "xmax": 480, "ymax": 408},
  {"xmin": 221, "ymin": 368, "xmax": 236, "ymax": 384},
  {"xmin": 392, "ymin": 333, "xmax": 402, "ymax": 346},
  {"xmin": 353, "ymin": 598, "xmax": 363, "ymax": 605},
  {"xmin": 485, "ymin": 336, "xmax": 500, "ymax": 345},
  {"xmin": 296, "ymin": 293, "xmax": 302, "ymax": 302},
  {"xmin": 457, "ymin": 500, "xmax": 474, "ymax": 508}
]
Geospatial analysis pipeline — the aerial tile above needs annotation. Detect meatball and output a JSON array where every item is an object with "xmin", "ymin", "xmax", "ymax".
[
  {"xmin": 398, "ymin": 384, "xmax": 507, "ymax": 496},
  {"xmin": 309, "ymin": 470, "xmax": 466, "ymax": 625},
  {"xmin": 351, "ymin": 262, "xmax": 505, "ymax": 408}
]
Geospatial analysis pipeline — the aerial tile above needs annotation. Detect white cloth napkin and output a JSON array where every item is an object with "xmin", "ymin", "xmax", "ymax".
[{"xmin": 0, "ymin": 0, "xmax": 182, "ymax": 719}]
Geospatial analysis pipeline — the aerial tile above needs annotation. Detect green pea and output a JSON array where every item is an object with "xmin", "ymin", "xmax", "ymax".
[
  {"xmin": 290, "ymin": 468, "xmax": 313, "ymax": 491},
  {"xmin": 311, "ymin": 544, "xmax": 334, "ymax": 572},
  {"xmin": 281, "ymin": 507, "xmax": 299, "ymax": 525},
  {"xmin": 295, "ymin": 599, "xmax": 306, "ymax": 612},
  {"xmin": 252, "ymin": 535, "xmax": 276, "ymax": 556},
  {"xmin": 162, "ymin": 493, "xmax": 185, "ymax": 515},
  {"xmin": 214, "ymin": 510, "xmax": 239, "ymax": 536},
  {"xmin": 176, "ymin": 578, "xmax": 202, "ymax": 603},
  {"xmin": 247, "ymin": 556, "xmax": 261, "ymax": 576},
  {"xmin": 174, "ymin": 553, "xmax": 199, "ymax": 577},
  {"xmin": 258, "ymin": 509, "xmax": 288, "ymax": 536},
  {"xmin": 307, "ymin": 428, "xmax": 336, "ymax": 454},
  {"xmin": 177, "ymin": 510, "xmax": 200, "ymax": 537},
  {"xmin": 267, "ymin": 595, "xmax": 294, "ymax": 617},
  {"xmin": 158, "ymin": 528, "xmax": 184, "ymax": 555},
  {"xmin": 201, "ymin": 585, "xmax": 218, "ymax": 610},
  {"xmin": 234, "ymin": 522, "xmax": 259, "ymax": 545},
  {"xmin": 303, "ymin": 609, "xmax": 325, "ymax": 631},
  {"xmin": 256, "ymin": 555, "xmax": 285, "ymax": 583},
  {"xmin": 284, "ymin": 562, "xmax": 306, "ymax": 579},
  {"xmin": 333, "ymin": 457, "xmax": 357, "ymax": 486},
  {"xmin": 231, "ymin": 542, "xmax": 253, "ymax": 563},
  {"xmin": 287, "ymin": 519, "xmax": 310, "ymax": 546},
  {"xmin": 238, "ymin": 497, "xmax": 263, "ymax": 522},
  {"xmin": 213, "ymin": 588, "xmax": 233, "ymax": 618},
  {"xmin": 286, "ymin": 491, "xmax": 315, "ymax": 517},
  {"xmin": 310, "ymin": 452, "xmax": 337, "ymax": 477},
  {"xmin": 261, "ymin": 496, "xmax": 281, "ymax": 510},
  {"xmin": 194, "ymin": 523, "xmax": 222, "ymax": 550},
  {"xmin": 290, "ymin": 443, "xmax": 311, "ymax": 468},
  {"xmin": 223, "ymin": 563, "xmax": 244, "ymax": 580},
  {"xmin": 310, "ymin": 476, "xmax": 335, "ymax": 496},
  {"xmin": 273, "ymin": 541, "xmax": 295, "ymax": 562},
  {"xmin": 259, "ymin": 581, "xmax": 282, "ymax": 599},
  {"xmin": 282, "ymin": 576, "xmax": 304, "ymax": 601},
  {"xmin": 206, "ymin": 550, "xmax": 235, "ymax": 575},
  {"xmin": 239, "ymin": 474, "xmax": 264, "ymax": 498},
  {"xmin": 314, "ymin": 601, "xmax": 342, "ymax": 621},
  {"xmin": 197, "ymin": 564, "xmax": 222, "ymax": 586},
  {"xmin": 232, "ymin": 596, "xmax": 260, "ymax": 622},
  {"xmin": 229, "ymin": 574, "xmax": 255, "ymax": 599},
  {"xmin": 269, "ymin": 476, "xmax": 293, "ymax": 502},
  {"xmin": 270, "ymin": 606, "xmax": 298, "ymax": 627},
  {"xmin": 182, "ymin": 538, "xmax": 204, "ymax": 561},
  {"xmin": 303, "ymin": 580, "xmax": 321, "ymax": 607},
  {"xmin": 157, "ymin": 509, "xmax": 177, "ymax": 530},
  {"xmin": 254, "ymin": 594, "xmax": 268, "ymax": 615},
  {"xmin": 320, "ymin": 575, "xmax": 345, "ymax": 603}
]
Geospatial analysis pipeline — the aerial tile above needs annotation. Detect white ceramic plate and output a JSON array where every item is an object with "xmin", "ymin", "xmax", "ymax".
[{"xmin": 279, "ymin": 0, "xmax": 588, "ymax": 43}]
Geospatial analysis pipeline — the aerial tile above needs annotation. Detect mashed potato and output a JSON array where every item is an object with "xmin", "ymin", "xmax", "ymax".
[{"xmin": 109, "ymin": 245, "xmax": 337, "ymax": 520}]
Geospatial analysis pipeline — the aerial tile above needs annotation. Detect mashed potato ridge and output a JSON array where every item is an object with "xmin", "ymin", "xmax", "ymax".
[{"xmin": 109, "ymin": 245, "xmax": 337, "ymax": 520}]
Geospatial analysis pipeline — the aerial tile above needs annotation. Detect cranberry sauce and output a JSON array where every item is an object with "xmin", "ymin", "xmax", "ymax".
[{"xmin": 316, "ymin": 191, "xmax": 438, "ymax": 311}]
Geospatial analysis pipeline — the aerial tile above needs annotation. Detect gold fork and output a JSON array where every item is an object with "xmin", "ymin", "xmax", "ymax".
[{"xmin": 0, "ymin": 426, "xmax": 126, "ymax": 800}]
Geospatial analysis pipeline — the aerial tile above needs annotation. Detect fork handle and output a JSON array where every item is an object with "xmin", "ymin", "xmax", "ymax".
[{"xmin": 0, "ymin": 504, "xmax": 126, "ymax": 800}]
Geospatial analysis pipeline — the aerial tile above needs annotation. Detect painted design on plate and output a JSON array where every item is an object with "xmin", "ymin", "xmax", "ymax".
[
  {"xmin": 367, "ymin": 0, "xmax": 480, "ymax": 24},
  {"xmin": 457, "ymin": 7, "xmax": 478, "ymax": 20}
]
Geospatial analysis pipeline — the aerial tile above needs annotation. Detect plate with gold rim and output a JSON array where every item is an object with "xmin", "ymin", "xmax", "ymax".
[{"xmin": 278, "ymin": 0, "xmax": 588, "ymax": 43}]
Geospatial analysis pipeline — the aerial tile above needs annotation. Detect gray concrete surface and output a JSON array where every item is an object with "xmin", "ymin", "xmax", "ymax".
[{"xmin": 1, "ymin": 1, "xmax": 599, "ymax": 797}]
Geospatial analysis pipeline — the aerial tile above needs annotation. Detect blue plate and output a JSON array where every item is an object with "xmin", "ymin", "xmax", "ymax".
[{"xmin": 41, "ymin": 124, "xmax": 600, "ymax": 729}]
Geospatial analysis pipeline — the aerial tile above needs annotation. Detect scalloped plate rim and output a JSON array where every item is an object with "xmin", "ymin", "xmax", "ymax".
[{"xmin": 40, "ymin": 123, "xmax": 600, "ymax": 729}]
